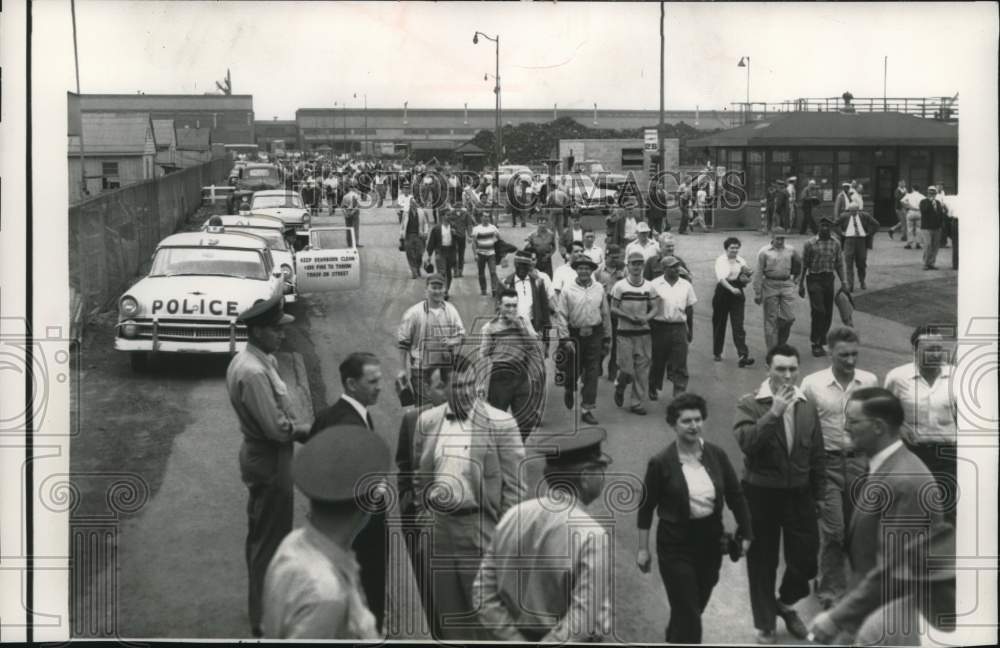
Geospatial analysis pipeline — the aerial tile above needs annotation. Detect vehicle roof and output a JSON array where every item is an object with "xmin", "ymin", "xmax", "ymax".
[
  {"xmin": 158, "ymin": 230, "xmax": 270, "ymax": 250},
  {"xmin": 245, "ymin": 162, "xmax": 279, "ymax": 169},
  {"xmin": 212, "ymin": 214, "xmax": 285, "ymax": 229},
  {"xmin": 252, "ymin": 189, "xmax": 298, "ymax": 197}
]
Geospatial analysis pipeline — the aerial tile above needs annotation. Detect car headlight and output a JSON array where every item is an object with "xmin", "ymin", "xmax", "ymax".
[
  {"xmin": 119, "ymin": 296, "xmax": 139, "ymax": 318},
  {"xmin": 281, "ymin": 264, "xmax": 293, "ymax": 281},
  {"xmin": 302, "ymin": 212, "xmax": 311, "ymax": 224}
]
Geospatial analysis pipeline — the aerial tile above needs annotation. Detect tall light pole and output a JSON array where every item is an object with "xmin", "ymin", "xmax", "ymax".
[
  {"xmin": 737, "ymin": 56, "xmax": 750, "ymax": 123},
  {"xmin": 659, "ymin": 1, "xmax": 664, "ymax": 175},
  {"xmin": 474, "ymin": 30, "xmax": 500, "ymax": 202}
]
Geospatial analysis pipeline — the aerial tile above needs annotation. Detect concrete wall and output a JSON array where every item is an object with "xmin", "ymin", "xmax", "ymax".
[{"xmin": 68, "ymin": 157, "xmax": 232, "ymax": 329}]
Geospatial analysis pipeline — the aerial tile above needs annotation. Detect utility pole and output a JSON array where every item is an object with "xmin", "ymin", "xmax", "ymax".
[
  {"xmin": 659, "ymin": 0, "xmax": 665, "ymax": 175},
  {"xmin": 71, "ymin": 0, "xmax": 88, "ymax": 198}
]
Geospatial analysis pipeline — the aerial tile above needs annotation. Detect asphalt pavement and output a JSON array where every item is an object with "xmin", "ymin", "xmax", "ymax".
[{"xmin": 70, "ymin": 203, "xmax": 955, "ymax": 641}]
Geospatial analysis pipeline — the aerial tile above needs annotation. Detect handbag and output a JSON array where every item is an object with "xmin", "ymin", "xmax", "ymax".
[{"xmin": 398, "ymin": 237, "xmax": 406, "ymax": 252}]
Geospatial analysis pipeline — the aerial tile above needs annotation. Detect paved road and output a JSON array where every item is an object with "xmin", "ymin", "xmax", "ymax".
[{"xmin": 71, "ymin": 204, "xmax": 950, "ymax": 641}]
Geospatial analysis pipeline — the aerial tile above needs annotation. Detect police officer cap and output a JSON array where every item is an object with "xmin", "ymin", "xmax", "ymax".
[
  {"xmin": 531, "ymin": 427, "xmax": 608, "ymax": 467},
  {"xmin": 294, "ymin": 425, "xmax": 390, "ymax": 503},
  {"xmin": 237, "ymin": 294, "xmax": 294, "ymax": 327},
  {"xmin": 570, "ymin": 256, "xmax": 598, "ymax": 271}
]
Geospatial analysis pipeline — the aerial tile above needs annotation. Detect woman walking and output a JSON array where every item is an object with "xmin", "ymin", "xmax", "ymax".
[
  {"xmin": 712, "ymin": 237, "xmax": 755, "ymax": 367},
  {"xmin": 636, "ymin": 393, "xmax": 753, "ymax": 643}
]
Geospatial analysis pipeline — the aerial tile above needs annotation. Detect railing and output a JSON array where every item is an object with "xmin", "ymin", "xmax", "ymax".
[{"xmin": 730, "ymin": 96, "xmax": 959, "ymax": 125}]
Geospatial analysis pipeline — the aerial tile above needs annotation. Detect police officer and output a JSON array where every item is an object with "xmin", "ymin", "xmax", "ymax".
[
  {"xmin": 474, "ymin": 427, "xmax": 613, "ymax": 642},
  {"xmin": 226, "ymin": 295, "xmax": 311, "ymax": 637},
  {"xmin": 261, "ymin": 424, "xmax": 390, "ymax": 639}
]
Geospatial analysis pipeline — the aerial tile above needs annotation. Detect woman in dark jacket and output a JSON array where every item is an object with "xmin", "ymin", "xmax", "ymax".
[{"xmin": 636, "ymin": 392, "xmax": 753, "ymax": 643}]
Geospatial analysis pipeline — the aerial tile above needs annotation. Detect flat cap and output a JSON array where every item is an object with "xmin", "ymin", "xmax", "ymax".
[
  {"xmin": 425, "ymin": 272, "xmax": 446, "ymax": 285},
  {"xmin": 531, "ymin": 427, "xmax": 608, "ymax": 467},
  {"xmin": 237, "ymin": 294, "xmax": 294, "ymax": 327},
  {"xmin": 570, "ymin": 256, "xmax": 598, "ymax": 270},
  {"xmin": 294, "ymin": 425, "xmax": 390, "ymax": 503}
]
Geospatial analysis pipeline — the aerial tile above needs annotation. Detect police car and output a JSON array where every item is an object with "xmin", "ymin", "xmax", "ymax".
[
  {"xmin": 202, "ymin": 214, "xmax": 298, "ymax": 303},
  {"xmin": 249, "ymin": 189, "xmax": 311, "ymax": 235},
  {"xmin": 115, "ymin": 229, "xmax": 284, "ymax": 370}
]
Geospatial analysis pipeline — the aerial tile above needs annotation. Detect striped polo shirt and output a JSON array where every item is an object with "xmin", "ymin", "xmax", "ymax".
[
  {"xmin": 610, "ymin": 277, "xmax": 657, "ymax": 335},
  {"xmin": 472, "ymin": 223, "xmax": 500, "ymax": 256}
]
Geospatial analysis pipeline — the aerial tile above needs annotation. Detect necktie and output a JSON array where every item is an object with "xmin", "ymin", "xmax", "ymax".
[
  {"xmin": 852, "ymin": 214, "xmax": 861, "ymax": 236},
  {"xmin": 366, "ymin": 412, "xmax": 374, "ymax": 430}
]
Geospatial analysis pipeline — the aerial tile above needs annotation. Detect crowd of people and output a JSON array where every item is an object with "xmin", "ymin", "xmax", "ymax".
[{"xmin": 224, "ymin": 154, "xmax": 958, "ymax": 643}]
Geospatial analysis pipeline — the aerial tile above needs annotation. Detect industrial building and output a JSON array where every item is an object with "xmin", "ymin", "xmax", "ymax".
[{"xmin": 79, "ymin": 94, "xmax": 255, "ymax": 145}]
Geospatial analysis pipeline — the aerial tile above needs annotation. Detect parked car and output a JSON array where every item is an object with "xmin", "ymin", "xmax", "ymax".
[
  {"xmin": 228, "ymin": 162, "xmax": 284, "ymax": 212},
  {"xmin": 203, "ymin": 214, "xmax": 298, "ymax": 303},
  {"xmin": 114, "ymin": 230, "xmax": 284, "ymax": 371},
  {"xmin": 575, "ymin": 159, "xmax": 628, "ymax": 190},
  {"xmin": 249, "ymin": 189, "xmax": 311, "ymax": 237},
  {"xmin": 558, "ymin": 173, "xmax": 619, "ymax": 215}
]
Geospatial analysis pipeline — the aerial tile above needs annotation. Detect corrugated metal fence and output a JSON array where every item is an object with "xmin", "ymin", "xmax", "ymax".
[{"xmin": 69, "ymin": 158, "xmax": 232, "ymax": 335}]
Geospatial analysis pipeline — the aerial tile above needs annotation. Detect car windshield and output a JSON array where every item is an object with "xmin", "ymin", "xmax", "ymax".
[
  {"xmin": 228, "ymin": 229, "xmax": 288, "ymax": 251},
  {"xmin": 251, "ymin": 194, "xmax": 303, "ymax": 209},
  {"xmin": 310, "ymin": 229, "xmax": 353, "ymax": 250},
  {"xmin": 149, "ymin": 247, "xmax": 268, "ymax": 280}
]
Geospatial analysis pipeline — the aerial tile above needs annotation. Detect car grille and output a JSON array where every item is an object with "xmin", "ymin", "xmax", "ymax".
[{"xmin": 131, "ymin": 319, "xmax": 247, "ymax": 342}]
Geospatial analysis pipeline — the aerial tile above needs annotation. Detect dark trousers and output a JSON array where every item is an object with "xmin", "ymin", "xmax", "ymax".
[
  {"xmin": 657, "ymin": 517, "xmax": 724, "ymax": 644},
  {"xmin": 842, "ymin": 237, "xmax": 867, "ymax": 289},
  {"xmin": 558, "ymin": 326, "xmax": 604, "ymax": 410},
  {"xmin": 454, "ymin": 235, "xmax": 467, "ymax": 271},
  {"xmin": 606, "ymin": 314, "xmax": 619, "ymax": 379},
  {"xmin": 743, "ymin": 483, "xmax": 819, "ymax": 632},
  {"xmin": 353, "ymin": 512, "xmax": 388, "ymax": 630},
  {"xmin": 678, "ymin": 205, "xmax": 690, "ymax": 233},
  {"xmin": 345, "ymin": 213, "xmax": 360, "ymax": 245},
  {"xmin": 476, "ymin": 254, "xmax": 499, "ymax": 295},
  {"xmin": 799, "ymin": 202, "xmax": 815, "ymax": 234},
  {"xmin": 711, "ymin": 284, "xmax": 748, "ymax": 357},
  {"xmin": 806, "ymin": 272, "xmax": 836, "ymax": 347},
  {"xmin": 245, "ymin": 468, "xmax": 293, "ymax": 635},
  {"xmin": 905, "ymin": 440, "xmax": 957, "ymax": 523},
  {"xmin": 649, "ymin": 321, "xmax": 689, "ymax": 396},
  {"xmin": 951, "ymin": 219, "xmax": 958, "ymax": 269},
  {"xmin": 487, "ymin": 364, "xmax": 545, "ymax": 441},
  {"xmin": 434, "ymin": 246, "xmax": 458, "ymax": 292},
  {"xmin": 536, "ymin": 256, "xmax": 553, "ymax": 278}
]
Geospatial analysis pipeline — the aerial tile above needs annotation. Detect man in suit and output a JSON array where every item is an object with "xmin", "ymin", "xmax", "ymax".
[
  {"xmin": 411, "ymin": 354, "xmax": 527, "ymax": 640},
  {"xmin": 808, "ymin": 387, "xmax": 946, "ymax": 645},
  {"xmin": 309, "ymin": 352, "xmax": 388, "ymax": 633},
  {"xmin": 734, "ymin": 343, "xmax": 825, "ymax": 644},
  {"xmin": 425, "ymin": 210, "xmax": 459, "ymax": 294}
]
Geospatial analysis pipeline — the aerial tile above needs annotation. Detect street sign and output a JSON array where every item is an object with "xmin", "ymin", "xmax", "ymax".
[{"xmin": 644, "ymin": 128, "xmax": 659, "ymax": 151}]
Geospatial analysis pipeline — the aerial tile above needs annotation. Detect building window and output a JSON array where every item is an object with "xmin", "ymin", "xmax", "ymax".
[
  {"xmin": 745, "ymin": 149, "xmax": 765, "ymax": 200},
  {"xmin": 102, "ymin": 162, "xmax": 119, "ymax": 176},
  {"xmin": 621, "ymin": 148, "xmax": 644, "ymax": 169}
]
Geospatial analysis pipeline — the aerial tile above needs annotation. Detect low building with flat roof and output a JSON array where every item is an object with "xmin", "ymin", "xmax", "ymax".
[
  {"xmin": 80, "ymin": 94, "xmax": 254, "ymax": 145},
  {"xmin": 687, "ymin": 111, "xmax": 958, "ymax": 228}
]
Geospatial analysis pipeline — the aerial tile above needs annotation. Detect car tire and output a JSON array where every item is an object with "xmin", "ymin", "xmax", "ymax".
[{"xmin": 129, "ymin": 352, "xmax": 149, "ymax": 373}]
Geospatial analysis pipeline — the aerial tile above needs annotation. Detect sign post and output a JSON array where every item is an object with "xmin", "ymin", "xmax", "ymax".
[{"xmin": 644, "ymin": 128, "xmax": 659, "ymax": 152}]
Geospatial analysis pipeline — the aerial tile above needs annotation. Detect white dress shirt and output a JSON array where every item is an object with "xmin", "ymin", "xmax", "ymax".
[
  {"xmin": 714, "ymin": 254, "xmax": 748, "ymax": 283},
  {"xmin": 884, "ymin": 363, "xmax": 957, "ymax": 444},
  {"xmin": 512, "ymin": 274, "xmax": 535, "ymax": 320},
  {"xmin": 583, "ymin": 245, "xmax": 605, "ymax": 266},
  {"xmin": 680, "ymin": 458, "xmax": 716, "ymax": 519},
  {"xmin": 441, "ymin": 223, "xmax": 453, "ymax": 247},
  {"xmin": 801, "ymin": 367, "xmax": 878, "ymax": 451},
  {"xmin": 431, "ymin": 407, "xmax": 478, "ymax": 511},
  {"xmin": 756, "ymin": 379, "xmax": 807, "ymax": 454},
  {"xmin": 625, "ymin": 238, "xmax": 659, "ymax": 263},
  {"xmin": 340, "ymin": 393, "xmax": 371, "ymax": 429},
  {"xmin": 844, "ymin": 211, "xmax": 867, "ymax": 238},
  {"xmin": 650, "ymin": 276, "xmax": 697, "ymax": 322}
]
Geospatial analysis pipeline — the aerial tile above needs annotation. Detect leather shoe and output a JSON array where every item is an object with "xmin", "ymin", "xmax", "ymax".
[
  {"xmin": 812, "ymin": 345, "xmax": 826, "ymax": 357},
  {"xmin": 775, "ymin": 600, "xmax": 808, "ymax": 640},
  {"xmin": 613, "ymin": 382, "xmax": 625, "ymax": 408},
  {"xmin": 581, "ymin": 411, "xmax": 599, "ymax": 425},
  {"xmin": 629, "ymin": 405, "xmax": 647, "ymax": 415},
  {"xmin": 755, "ymin": 629, "xmax": 776, "ymax": 644}
]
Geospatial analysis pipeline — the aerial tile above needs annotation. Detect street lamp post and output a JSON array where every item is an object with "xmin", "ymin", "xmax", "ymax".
[
  {"xmin": 354, "ymin": 93, "xmax": 367, "ymax": 156},
  {"xmin": 474, "ymin": 30, "xmax": 500, "ymax": 205},
  {"xmin": 737, "ymin": 56, "xmax": 750, "ymax": 123}
]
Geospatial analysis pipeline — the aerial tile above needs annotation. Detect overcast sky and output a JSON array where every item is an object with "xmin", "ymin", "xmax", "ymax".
[{"xmin": 56, "ymin": 1, "xmax": 996, "ymax": 119}]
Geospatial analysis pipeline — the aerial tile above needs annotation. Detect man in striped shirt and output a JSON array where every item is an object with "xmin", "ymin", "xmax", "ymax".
[
  {"xmin": 609, "ymin": 251, "xmax": 659, "ymax": 415},
  {"xmin": 472, "ymin": 212, "xmax": 502, "ymax": 297}
]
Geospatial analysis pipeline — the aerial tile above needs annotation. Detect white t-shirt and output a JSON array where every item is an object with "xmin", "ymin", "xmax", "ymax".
[{"xmin": 650, "ymin": 276, "xmax": 697, "ymax": 322}]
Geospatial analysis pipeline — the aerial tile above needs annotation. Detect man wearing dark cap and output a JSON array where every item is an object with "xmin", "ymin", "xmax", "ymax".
[
  {"xmin": 501, "ymin": 249, "xmax": 556, "ymax": 357},
  {"xmin": 397, "ymin": 274, "xmax": 465, "ymax": 405},
  {"xmin": 799, "ymin": 216, "xmax": 847, "ymax": 357},
  {"xmin": 555, "ymin": 255, "xmax": 612, "ymax": 425},
  {"xmin": 525, "ymin": 212, "xmax": 557, "ymax": 277},
  {"xmin": 226, "ymin": 295, "xmax": 312, "ymax": 637},
  {"xmin": 474, "ymin": 427, "xmax": 612, "ymax": 642},
  {"xmin": 261, "ymin": 425, "xmax": 390, "ymax": 639},
  {"xmin": 753, "ymin": 227, "xmax": 802, "ymax": 352}
]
